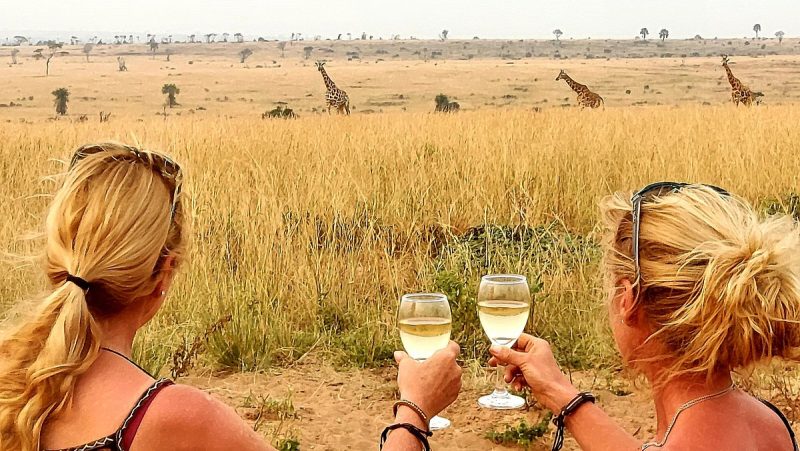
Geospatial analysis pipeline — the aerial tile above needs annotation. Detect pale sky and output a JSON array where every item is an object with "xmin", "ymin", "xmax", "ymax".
[{"xmin": 1, "ymin": 0, "xmax": 796, "ymax": 42}]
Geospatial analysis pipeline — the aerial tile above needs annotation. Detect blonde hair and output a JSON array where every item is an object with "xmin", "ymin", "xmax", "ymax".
[
  {"xmin": 0, "ymin": 143, "xmax": 186, "ymax": 450},
  {"xmin": 601, "ymin": 185, "xmax": 800, "ymax": 382}
]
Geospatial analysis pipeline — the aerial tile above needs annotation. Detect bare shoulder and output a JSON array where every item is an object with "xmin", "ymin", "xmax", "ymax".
[
  {"xmin": 132, "ymin": 383, "xmax": 275, "ymax": 451},
  {"xmin": 663, "ymin": 394, "xmax": 794, "ymax": 451}
]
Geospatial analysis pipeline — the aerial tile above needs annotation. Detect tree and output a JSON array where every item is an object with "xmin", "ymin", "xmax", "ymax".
[
  {"xmin": 776, "ymin": 30, "xmax": 785, "ymax": 44},
  {"xmin": 36, "ymin": 44, "xmax": 68, "ymax": 76},
  {"xmin": 205, "ymin": 33, "xmax": 216, "ymax": 43},
  {"xmin": 239, "ymin": 48, "xmax": 253, "ymax": 63},
  {"xmin": 234, "ymin": 33, "xmax": 244, "ymax": 43},
  {"xmin": 553, "ymin": 29, "xmax": 563, "ymax": 41},
  {"xmin": 659, "ymin": 29, "xmax": 669, "ymax": 42},
  {"xmin": 277, "ymin": 41, "xmax": 287, "ymax": 57},
  {"xmin": 149, "ymin": 40, "xmax": 159, "ymax": 59},
  {"xmin": 347, "ymin": 33, "xmax": 352, "ymax": 40},
  {"xmin": 10, "ymin": 48, "xmax": 19, "ymax": 64},
  {"xmin": 14, "ymin": 36, "xmax": 29, "ymax": 46},
  {"xmin": 162, "ymin": 84, "xmax": 180, "ymax": 108},
  {"xmin": 222, "ymin": 33, "xmax": 229, "ymax": 42},
  {"xmin": 753, "ymin": 23, "xmax": 761, "ymax": 39},
  {"xmin": 82, "ymin": 43, "xmax": 94, "ymax": 62},
  {"xmin": 439, "ymin": 30, "xmax": 449, "ymax": 41},
  {"xmin": 303, "ymin": 46, "xmax": 313, "ymax": 59},
  {"xmin": 188, "ymin": 34, "xmax": 196, "ymax": 43},
  {"xmin": 52, "ymin": 88, "xmax": 69, "ymax": 116},
  {"xmin": 361, "ymin": 32, "xmax": 367, "ymax": 40},
  {"xmin": 640, "ymin": 28, "xmax": 649, "ymax": 40}
]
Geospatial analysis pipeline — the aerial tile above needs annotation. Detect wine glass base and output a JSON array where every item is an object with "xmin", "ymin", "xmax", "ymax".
[
  {"xmin": 478, "ymin": 393, "xmax": 526, "ymax": 410},
  {"xmin": 429, "ymin": 415, "xmax": 451, "ymax": 431}
]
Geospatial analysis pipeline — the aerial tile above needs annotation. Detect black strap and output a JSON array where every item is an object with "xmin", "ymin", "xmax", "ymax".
[
  {"xmin": 552, "ymin": 392, "xmax": 596, "ymax": 451},
  {"xmin": 65, "ymin": 274, "xmax": 90, "ymax": 291},
  {"xmin": 380, "ymin": 423, "xmax": 432, "ymax": 451},
  {"xmin": 760, "ymin": 399, "xmax": 798, "ymax": 451},
  {"xmin": 100, "ymin": 347, "xmax": 156, "ymax": 379}
]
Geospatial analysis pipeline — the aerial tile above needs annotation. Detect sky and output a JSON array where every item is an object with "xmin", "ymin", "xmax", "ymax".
[{"xmin": 1, "ymin": 0, "xmax": 796, "ymax": 42}]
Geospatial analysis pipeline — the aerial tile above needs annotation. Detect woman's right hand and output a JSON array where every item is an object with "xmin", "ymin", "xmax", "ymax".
[
  {"xmin": 394, "ymin": 340, "xmax": 462, "ymax": 418},
  {"xmin": 488, "ymin": 333, "xmax": 579, "ymax": 413}
]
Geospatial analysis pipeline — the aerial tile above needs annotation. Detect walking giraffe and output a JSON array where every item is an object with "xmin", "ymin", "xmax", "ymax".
[
  {"xmin": 721, "ymin": 55, "xmax": 761, "ymax": 106},
  {"xmin": 556, "ymin": 70, "xmax": 604, "ymax": 109},
  {"xmin": 316, "ymin": 61, "xmax": 350, "ymax": 115}
]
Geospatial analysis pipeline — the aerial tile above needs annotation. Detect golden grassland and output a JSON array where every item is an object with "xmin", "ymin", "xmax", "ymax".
[{"xmin": 1, "ymin": 107, "xmax": 799, "ymax": 378}]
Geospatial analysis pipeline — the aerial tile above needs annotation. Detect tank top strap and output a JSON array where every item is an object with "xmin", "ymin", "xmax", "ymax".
[
  {"xmin": 760, "ymin": 399, "xmax": 798, "ymax": 451},
  {"xmin": 116, "ymin": 378, "xmax": 174, "ymax": 450}
]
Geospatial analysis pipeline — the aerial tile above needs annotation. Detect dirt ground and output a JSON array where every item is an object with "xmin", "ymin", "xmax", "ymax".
[{"xmin": 185, "ymin": 366, "xmax": 662, "ymax": 450}]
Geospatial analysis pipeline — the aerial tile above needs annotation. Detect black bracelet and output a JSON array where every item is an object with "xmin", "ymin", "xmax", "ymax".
[
  {"xmin": 380, "ymin": 423, "xmax": 432, "ymax": 451},
  {"xmin": 551, "ymin": 392, "xmax": 596, "ymax": 451}
]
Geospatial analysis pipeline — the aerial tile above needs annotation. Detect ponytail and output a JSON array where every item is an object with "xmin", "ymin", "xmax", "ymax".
[{"xmin": 0, "ymin": 282, "xmax": 101, "ymax": 450}]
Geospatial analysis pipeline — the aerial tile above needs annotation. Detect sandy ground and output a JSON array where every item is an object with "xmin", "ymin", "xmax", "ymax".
[{"xmin": 185, "ymin": 366, "xmax": 662, "ymax": 451}]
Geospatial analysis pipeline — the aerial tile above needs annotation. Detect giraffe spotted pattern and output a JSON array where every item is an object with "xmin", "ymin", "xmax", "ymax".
[
  {"xmin": 316, "ymin": 61, "xmax": 350, "ymax": 115},
  {"xmin": 556, "ymin": 70, "xmax": 604, "ymax": 109}
]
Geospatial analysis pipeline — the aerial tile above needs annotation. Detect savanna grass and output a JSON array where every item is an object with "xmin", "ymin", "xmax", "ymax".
[{"xmin": 1, "ymin": 106, "xmax": 798, "ymax": 375}]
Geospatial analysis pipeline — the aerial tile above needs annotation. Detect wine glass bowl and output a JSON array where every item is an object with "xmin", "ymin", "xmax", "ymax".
[
  {"xmin": 477, "ymin": 274, "xmax": 532, "ymax": 410},
  {"xmin": 397, "ymin": 292, "xmax": 453, "ymax": 430}
]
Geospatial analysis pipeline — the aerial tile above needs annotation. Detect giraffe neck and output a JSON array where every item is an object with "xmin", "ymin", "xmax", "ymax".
[
  {"xmin": 561, "ymin": 75, "xmax": 585, "ymax": 93},
  {"xmin": 319, "ymin": 67, "xmax": 337, "ymax": 91},
  {"xmin": 723, "ymin": 63, "xmax": 740, "ymax": 88}
]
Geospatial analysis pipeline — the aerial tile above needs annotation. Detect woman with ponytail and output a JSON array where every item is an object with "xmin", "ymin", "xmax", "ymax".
[
  {"xmin": 490, "ymin": 183, "xmax": 800, "ymax": 450},
  {"xmin": 0, "ymin": 143, "xmax": 462, "ymax": 450}
]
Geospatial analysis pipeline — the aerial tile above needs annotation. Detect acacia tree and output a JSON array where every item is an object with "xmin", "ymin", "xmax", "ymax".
[
  {"xmin": 753, "ymin": 23, "xmax": 761, "ymax": 39},
  {"xmin": 553, "ymin": 29, "xmax": 563, "ymax": 41},
  {"xmin": 303, "ymin": 46, "xmax": 313, "ymax": 59},
  {"xmin": 234, "ymin": 33, "xmax": 244, "ymax": 43},
  {"xmin": 82, "ymin": 43, "xmax": 94, "ymax": 62},
  {"xmin": 776, "ymin": 30, "xmax": 785, "ymax": 44},
  {"xmin": 659, "ymin": 29, "xmax": 669, "ymax": 42},
  {"xmin": 36, "ymin": 44, "xmax": 68, "ymax": 76},
  {"xmin": 239, "ymin": 48, "xmax": 253, "ymax": 63},
  {"xmin": 162, "ymin": 84, "xmax": 180, "ymax": 108},
  {"xmin": 10, "ymin": 48, "xmax": 19, "ymax": 64},
  {"xmin": 439, "ymin": 30, "xmax": 449, "ymax": 41},
  {"xmin": 640, "ymin": 28, "xmax": 649, "ymax": 40},
  {"xmin": 52, "ymin": 88, "xmax": 69, "ymax": 115},
  {"xmin": 188, "ymin": 34, "xmax": 196, "ymax": 43},
  {"xmin": 222, "ymin": 33, "xmax": 230, "ymax": 42}
]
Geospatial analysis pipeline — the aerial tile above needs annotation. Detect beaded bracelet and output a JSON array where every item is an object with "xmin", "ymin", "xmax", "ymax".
[
  {"xmin": 379, "ymin": 423, "xmax": 432, "ymax": 451},
  {"xmin": 393, "ymin": 400, "xmax": 429, "ymax": 426},
  {"xmin": 551, "ymin": 392, "xmax": 596, "ymax": 451}
]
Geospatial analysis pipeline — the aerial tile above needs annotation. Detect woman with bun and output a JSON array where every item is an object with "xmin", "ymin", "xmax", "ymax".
[
  {"xmin": 0, "ymin": 143, "xmax": 462, "ymax": 451},
  {"xmin": 490, "ymin": 183, "xmax": 800, "ymax": 450}
]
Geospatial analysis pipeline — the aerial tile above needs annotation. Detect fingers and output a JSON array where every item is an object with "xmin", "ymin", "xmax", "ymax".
[
  {"xmin": 446, "ymin": 340, "xmax": 461, "ymax": 357},
  {"xmin": 504, "ymin": 364, "xmax": 520, "ymax": 383},
  {"xmin": 394, "ymin": 351, "xmax": 408, "ymax": 364},
  {"xmin": 489, "ymin": 345, "xmax": 527, "ymax": 366},
  {"xmin": 514, "ymin": 333, "xmax": 535, "ymax": 350}
]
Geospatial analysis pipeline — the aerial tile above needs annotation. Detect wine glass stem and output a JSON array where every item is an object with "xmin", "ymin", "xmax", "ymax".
[{"xmin": 494, "ymin": 364, "xmax": 508, "ymax": 396}]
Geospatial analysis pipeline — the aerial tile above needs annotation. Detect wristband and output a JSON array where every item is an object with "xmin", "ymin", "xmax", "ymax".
[
  {"xmin": 379, "ymin": 423, "xmax": 432, "ymax": 451},
  {"xmin": 551, "ymin": 391, "xmax": 596, "ymax": 451}
]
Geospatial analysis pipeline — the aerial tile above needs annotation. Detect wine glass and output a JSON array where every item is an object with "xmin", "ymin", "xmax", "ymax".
[
  {"xmin": 397, "ymin": 293, "xmax": 453, "ymax": 430},
  {"xmin": 477, "ymin": 274, "xmax": 532, "ymax": 410}
]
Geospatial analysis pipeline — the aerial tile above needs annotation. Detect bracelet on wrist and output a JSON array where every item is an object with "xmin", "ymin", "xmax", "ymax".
[
  {"xmin": 379, "ymin": 423, "xmax": 432, "ymax": 451},
  {"xmin": 393, "ymin": 400, "xmax": 429, "ymax": 428},
  {"xmin": 551, "ymin": 391, "xmax": 596, "ymax": 451}
]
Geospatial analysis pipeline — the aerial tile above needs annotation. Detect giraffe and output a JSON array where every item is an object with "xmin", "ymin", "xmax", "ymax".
[
  {"xmin": 721, "ymin": 55, "xmax": 757, "ymax": 106},
  {"xmin": 555, "ymin": 70, "xmax": 604, "ymax": 109},
  {"xmin": 315, "ymin": 61, "xmax": 350, "ymax": 115}
]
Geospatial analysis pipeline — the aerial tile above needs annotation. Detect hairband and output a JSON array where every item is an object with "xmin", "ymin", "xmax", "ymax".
[{"xmin": 65, "ymin": 274, "xmax": 90, "ymax": 291}]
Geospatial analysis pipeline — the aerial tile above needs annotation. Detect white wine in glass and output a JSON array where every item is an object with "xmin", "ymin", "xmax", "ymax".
[
  {"xmin": 397, "ymin": 293, "xmax": 452, "ymax": 430},
  {"xmin": 477, "ymin": 275, "xmax": 532, "ymax": 410}
]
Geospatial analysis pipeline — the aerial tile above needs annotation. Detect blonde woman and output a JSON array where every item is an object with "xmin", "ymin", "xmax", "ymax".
[
  {"xmin": 0, "ymin": 143, "xmax": 462, "ymax": 451},
  {"xmin": 490, "ymin": 182, "xmax": 799, "ymax": 450}
]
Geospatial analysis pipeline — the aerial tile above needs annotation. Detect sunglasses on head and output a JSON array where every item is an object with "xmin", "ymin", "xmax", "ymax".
[
  {"xmin": 630, "ymin": 181, "xmax": 730, "ymax": 283},
  {"xmin": 69, "ymin": 144, "xmax": 183, "ymax": 220}
]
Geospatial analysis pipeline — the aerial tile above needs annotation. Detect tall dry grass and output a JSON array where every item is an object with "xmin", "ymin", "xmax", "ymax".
[{"xmin": 1, "ymin": 106, "xmax": 799, "ymax": 374}]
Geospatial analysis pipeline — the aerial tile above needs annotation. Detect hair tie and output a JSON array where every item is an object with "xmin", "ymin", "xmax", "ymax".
[{"xmin": 65, "ymin": 274, "xmax": 90, "ymax": 291}]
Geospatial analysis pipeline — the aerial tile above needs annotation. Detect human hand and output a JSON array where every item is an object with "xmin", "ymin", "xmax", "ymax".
[
  {"xmin": 488, "ymin": 334, "xmax": 578, "ymax": 412},
  {"xmin": 395, "ymin": 340, "xmax": 462, "ymax": 418}
]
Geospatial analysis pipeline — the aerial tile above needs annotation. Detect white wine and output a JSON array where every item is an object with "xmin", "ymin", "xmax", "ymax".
[
  {"xmin": 478, "ymin": 300, "xmax": 530, "ymax": 347},
  {"xmin": 398, "ymin": 317, "xmax": 452, "ymax": 360}
]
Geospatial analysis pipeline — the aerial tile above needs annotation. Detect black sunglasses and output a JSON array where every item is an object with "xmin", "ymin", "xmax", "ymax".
[
  {"xmin": 630, "ymin": 181, "xmax": 730, "ymax": 283},
  {"xmin": 69, "ymin": 144, "xmax": 183, "ymax": 220}
]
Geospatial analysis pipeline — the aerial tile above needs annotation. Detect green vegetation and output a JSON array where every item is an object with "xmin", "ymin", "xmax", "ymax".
[{"xmin": 486, "ymin": 414, "xmax": 553, "ymax": 449}]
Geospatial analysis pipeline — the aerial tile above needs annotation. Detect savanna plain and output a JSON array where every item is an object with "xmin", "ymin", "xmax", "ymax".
[{"xmin": 1, "ymin": 37, "xmax": 800, "ymax": 449}]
